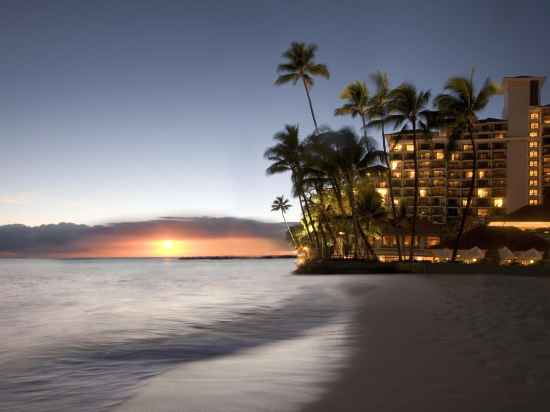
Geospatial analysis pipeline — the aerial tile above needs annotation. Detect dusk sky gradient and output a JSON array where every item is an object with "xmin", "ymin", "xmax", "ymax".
[{"xmin": 2, "ymin": 0, "xmax": 550, "ymax": 226}]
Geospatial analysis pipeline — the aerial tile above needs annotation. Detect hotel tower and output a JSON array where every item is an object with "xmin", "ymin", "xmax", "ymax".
[{"xmin": 377, "ymin": 75, "xmax": 550, "ymax": 225}]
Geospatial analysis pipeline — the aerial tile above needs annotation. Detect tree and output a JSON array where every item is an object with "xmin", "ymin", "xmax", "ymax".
[
  {"xmin": 389, "ymin": 83, "xmax": 431, "ymax": 262},
  {"xmin": 321, "ymin": 128, "xmax": 385, "ymax": 259},
  {"xmin": 264, "ymin": 125, "xmax": 319, "ymax": 249},
  {"xmin": 367, "ymin": 71, "xmax": 403, "ymax": 261},
  {"xmin": 275, "ymin": 42, "xmax": 330, "ymax": 134},
  {"xmin": 435, "ymin": 71, "xmax": 499, "ymax": 261},
  {"xmin": 335, "ymin": 81, "xmax": 370, "ymax": 139},
  {"xmin": 271, "ymin": 195, "xmax": 297, "ymax": 248}
]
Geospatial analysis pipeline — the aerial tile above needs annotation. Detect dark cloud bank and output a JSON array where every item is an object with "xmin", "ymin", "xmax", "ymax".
[{"xmin": 0, "ymin": 217, "xmax": 290, "ymax": 257}]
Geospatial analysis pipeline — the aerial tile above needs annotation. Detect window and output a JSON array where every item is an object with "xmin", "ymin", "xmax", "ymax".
[
  {"xmin": 479, "ymin": 170, "xmax": 486, "ymax": 179},
  {"xmin": 531, "ymin": 112, "xmax": 540, "ymax": 120},
  {"xmin": 465, "ymin": 171, "xmax": 473, "ymax": 178},
  {"xmin": 393, "ymin": 143, "xmax": 403, "ymax": 152},
  {"xmin": 407, "ymin": 170, "xmax": 415, "ymax": 179},
  {"xmin": 419, "ymin": 189, "xmax": 427, "ymax": 198},
  {"xmin": 530, "ymin": 150, "xmax": 538, "ymax": 158},
  {"xmin": 393, "ymin": 171, "xmax": 401, "ymax": 178},
  {"xmin": 530, "ymin": 199, "xmax": 539, "ymax": 205},
  {"xmin": 391, "ymin": 161, "xmax": 400, "ymax": 170},
  {"xmin": 376, "ymin": 188, "xmax": 388, "ymax": 198},
  {"xmin": 529, "ymin": 179, "xmax": 538, "ymax": 186},
  {"xmin": 493, "ymin": 198, "xmax": 504, "ymax": 208},
  {"xmin": 529, "ymin": 141, "xmax": 539, "ymax": 148},
  {"xmin": 530, "ymin": 160, "xmax": 538, "ymax": 167},
  {"xmin": 462, "ymin": 199, "xmax": 468, "ymax": 207},
  {"xmin": 530, "ymin": 132, "xmax": 538, "ymax": 137},
  {"xmin": 450, "ymin": 153, "xmax": 460, "ymax": 161},
  {"xmin": 530, "ymin": 169, "xmax": 538, "ymax": 177},
  {"xmin": 529, "ymin": 189, "xmax": 538, "ymax": 196},
  {"xmin": 393, "ymin": 199, "xmax": 400, "ymax": 206},
  {"xmin": 477, "ymin": 188, "xmax": 489, "ymax": 198},
  {"xmin": 531, "ymin": 122, "xmax": 539, "ymax": 130},
  {"xmin": 495, "ymin": 133, "xmax": 504, "ymax": 139},
  {"xmin": 544, "ymin": 117, "xmax": 550, "ymax": 125},
  {"xmin": 406, "ymin": 144, "xmax": 414, "ymax": 152},
  {"xmin": 463, "ymin": 144, "xmax": 473, "ymax": 151},
  {"xmin": 478, "ymin": 209, "xmax": 489, "ymax": 217}
]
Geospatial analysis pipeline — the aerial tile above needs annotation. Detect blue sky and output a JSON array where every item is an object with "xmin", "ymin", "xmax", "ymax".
[{"xmin": 1, "ymin": 0, "xmax": 549, "ymax": 225}]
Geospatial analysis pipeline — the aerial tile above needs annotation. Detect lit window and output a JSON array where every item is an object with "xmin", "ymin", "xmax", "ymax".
[
  {"xmin": 393, "ymin": 198, "xmax": 400, "ymax": 206},
  {"xmin": 477, "ymin": 188, "xmax": 489, "ymax": 198},
  {"xmin": 435, "ymin": 152, "xmax": 444, "ymax": 160},
  {"xmin": 529, "ymin": 179, "xmax": 538, "ymax": 186},
  {"xmin": 376, "ymin": 188, "xmax": 388, "ymax": 198},
  {"xmin": 419, "ymin": 189, "xmax": 427, "ymax": 198},
  {"xmin": 529, "ymin": 189, "xmax": 538, "ymax": 196},
  {"xmin": 530, "ymin": 132, "xmax": 538, "ymax": 137},
  {"xmin": 391, "ymin": 160, "xmax": 400, "ymax": 170},
  {"xmin": 406, "ymin": 144, "xmax": 414, "ymax": 152},
  {"xmin": 463, "ymin": 144, "xmax": 473, "ymax": 151},
  {"xmin": 530, "ymin": 113, "xmax": 539, "ymax": 120},
  {"xmin": 450, "ymin": 153, "xmax": 460, "ymax": 161},
  {"xmin": 462, "ymin": 199, "xmax": 468, "ymax": 207},
  {"xmin": 531, "ymin": 122, "xmax": 539, "ymax": 129},
  {"xmin": 393, "ymin": 171, "xmax": 401, "ymax": 178},
  {"xmin": 530, "ymin": 150, "xmax": 538, "ymax": 158},
  {"xmin": 529, "ymin": 199, "xmax": 539, "ymax": 205},
  {"xmin": 493, "ymin": 198, "xmax": 504, "ymax": 208},
  {"xmin": 530, "ymin": 169, "xmax": 538, "ymax": 177},
  {"xmin": 465, "ymin": 171, "xmax": 473, "ymax": 178},
  {"xmin": 478, "ymin": 209, "xmax": 489, "ymax": 217},
  {"xmin": 544, "ymin": 117, "xmax": 550, "ymax": 125},
  {"xmin": 478, "ymin": 170, "xmax": 486, "ymax": 179},
  {"xmin": 393, "ymin": 143, "xmax": 402, "ymax": 152},
  {"xmin": 495, "ymin": 133, "xmax": 504, "ymax": 139},
  {"xmin": 529, "ymin": 141, "xmax": 539, "ymax": 148},
  {"xmin": 530, "ymin": 160, "xmax": 538, "ymax": 167},
  {"xmin": 407, "ymin": 170, "xmax": 415, "ymax": 178}
]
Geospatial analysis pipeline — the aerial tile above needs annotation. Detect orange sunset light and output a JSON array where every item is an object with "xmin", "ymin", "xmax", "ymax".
[{"xmin": 151, "ymin": 239, "xmax": 188, "ymax": 256}]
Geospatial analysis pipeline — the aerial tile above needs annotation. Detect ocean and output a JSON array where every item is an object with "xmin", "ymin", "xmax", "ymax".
[{"xmin": 0, "ymin": 258, "xmax": 360, "ymax": 412}]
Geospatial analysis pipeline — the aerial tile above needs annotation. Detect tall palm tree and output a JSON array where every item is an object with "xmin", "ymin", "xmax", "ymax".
[
  {"xmin": 367, "ymin": 71, "xmax": 403, "ymax": 261},
  {"xmin": 435, "ymin": 71, "xmax": 499, "ymax": 261},
  {"xmin": 271, "ymin": 195, "xmax": 297, "ymax": 248},
  {"xmin": 323, "ymin": 128, "xmax": 384, "ymax": 258},
  {"xmin": 335, "ymin": 81, "xmax": 370, "ymax": 139},
  {"xmin": 389, "ymin": 83, "xmax": 431, "ymax": 262},
  {"xmin": 264, "ymin": 125, "xmax": 319, "ymax": 249},
  {"xmin": 275, "ymin": 42, "xmax": 330, "ymax": 134}
]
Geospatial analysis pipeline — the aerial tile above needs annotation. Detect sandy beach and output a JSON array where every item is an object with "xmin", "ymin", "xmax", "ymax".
[{"xmin": 303, "ymin": 275, "xmax": 550, "ymax": 412}]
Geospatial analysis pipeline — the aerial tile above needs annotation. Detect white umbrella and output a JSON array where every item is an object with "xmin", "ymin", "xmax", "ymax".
[{"xmin": 498, "ymin": 247, "xmax": 514, "ymax": 263}]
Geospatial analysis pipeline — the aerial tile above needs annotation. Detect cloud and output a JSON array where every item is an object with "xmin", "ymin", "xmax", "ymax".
[
  {"xmin": 0, "ymin": 193, "xmax": 28, "ymax": 205},
  {"xmin": 0, "ymin": 217, "xmax": 291, "ymax": 257}
]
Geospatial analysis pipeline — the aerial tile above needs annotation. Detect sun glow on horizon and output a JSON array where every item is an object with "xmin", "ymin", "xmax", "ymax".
[{"xmin": 152, "ymin": 239, "xmax": 187, "ymax": 256}]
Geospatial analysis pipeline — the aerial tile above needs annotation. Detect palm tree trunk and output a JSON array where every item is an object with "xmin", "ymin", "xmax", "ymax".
[
  {"xmin": 452, "ymin": 124, "xmax": 476, "ymax": 261},
  {"xmin": 346, "ymin": 175, "xmax": 361, "ymax": 259},
  {"xmin": 409, "ymin": 122, "xmax": 419, "ymax": 262},
  {"xmin": 381, "ymin": 121, "xmax": 403, "ymax": 261},
  {"xmin": 302, "ymin": 79, "xmax": 319, "ymax": 134},
  {"xmin": 281, "ymin": 211, "xmax": 297, "ymax": 249},
  {"xmin": 297, "ymin": 195, "xmax": 314, "ymax": 246},
  {"xmin": 331, "ymin": 178, "xmax": 351, "ymax": 256},
  {"xmin": 302, "ymin": 193, "xmax": 321, "ymax": 253},
  {"xmin": 358, "ymin": 224, "xmax": 378, "ymax": 261},
  {"xmin": 315, "ymin": 183, "xmax": 338, "ymax": 255}
]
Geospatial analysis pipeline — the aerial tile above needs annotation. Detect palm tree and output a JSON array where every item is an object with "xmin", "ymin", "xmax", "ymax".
[
  {"xmin": 275, "ymin": 42, "xmax": 330, "ymax": 134},
  {"xmin": 356, "ymin": 186, "xmax": 386, "ymax": 260},
  {"xmin": 271, "ymin": 195, "xmax": 297, "ymax": 248},
  {"xmin": 322, "ymin": 128, "xmax": 384, "ymax": 258},
  {"xmin": 367, "ymin": 71, "xmax": 403, "ymax": 261},
  {"xmin": 435, "ymin": 71, "xmax": 499, "ymax": 261},
  {"xmin": 335, "ymin": 81, "xmax": 370, "ymax": 139},
  {"xmin": 264, "ymin": 125, "xmax": 318, "ymax": 249},
  {"xmin": 389, "ymin": 83, "xmax": 431, "ymax": 262}
]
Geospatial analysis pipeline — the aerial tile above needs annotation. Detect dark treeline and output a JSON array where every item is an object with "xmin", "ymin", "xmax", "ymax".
[{"xmin": 266, "ymin": 42, "xmax": 499, "ymax": 262}]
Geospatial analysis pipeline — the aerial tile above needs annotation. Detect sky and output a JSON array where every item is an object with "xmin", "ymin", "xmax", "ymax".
[{"xmin": 2, "ymin": 0, "xmax": 550, "ymax": 229}]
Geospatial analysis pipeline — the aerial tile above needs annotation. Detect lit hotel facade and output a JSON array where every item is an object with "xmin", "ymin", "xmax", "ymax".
[{"xmin": 376, "ymin": 76, "xmax": 550, "ymax": 224}]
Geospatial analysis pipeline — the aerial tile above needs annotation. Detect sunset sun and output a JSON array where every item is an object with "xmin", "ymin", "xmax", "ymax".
[{"xmin": 162, "ymin": 240, "xmax": 174, "ymax": 250}]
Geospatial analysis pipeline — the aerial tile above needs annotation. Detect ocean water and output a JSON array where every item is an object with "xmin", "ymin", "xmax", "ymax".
[{"xmin": 0, "ymin": 258, "xmax": 361, "ymax": 412}]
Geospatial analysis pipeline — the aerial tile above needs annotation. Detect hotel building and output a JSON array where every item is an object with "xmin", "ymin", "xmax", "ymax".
[{"xmin": 376, "ymin": 75, "xmax": 550, "ymax": 225}]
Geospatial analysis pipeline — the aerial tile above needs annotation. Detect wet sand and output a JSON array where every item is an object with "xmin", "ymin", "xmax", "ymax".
[{"xmin": 302, "ymin": 275, "xmax": 550, "ymax": 412}]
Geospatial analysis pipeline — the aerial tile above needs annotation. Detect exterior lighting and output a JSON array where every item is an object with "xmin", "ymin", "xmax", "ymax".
[{"xmin": 493, "ymin": 198, "xmax": 504, "ymax": 208}]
